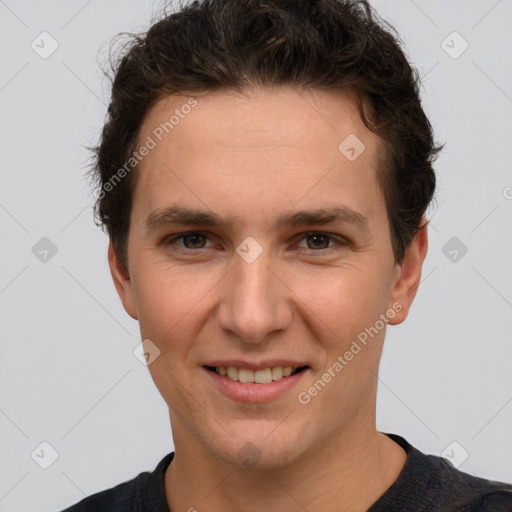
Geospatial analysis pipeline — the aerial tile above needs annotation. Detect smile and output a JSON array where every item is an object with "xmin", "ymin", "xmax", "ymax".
[
  {"xmin": 206, "ymin": 365, "xmax": 308, "ymax": 384},
  {"xmin": 203, "ymin": 365, "xmax": 310, "ymax": 403}
]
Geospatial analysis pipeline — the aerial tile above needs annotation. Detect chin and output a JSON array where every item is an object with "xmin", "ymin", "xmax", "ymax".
[{"xmin": 210, "ymin": 426, "xmax": 307, "ymax": 470}]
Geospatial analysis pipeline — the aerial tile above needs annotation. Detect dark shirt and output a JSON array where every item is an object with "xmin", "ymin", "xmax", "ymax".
[{"xmin": 59, "ymin": 432, "xmax": 512, "ymax": 511}]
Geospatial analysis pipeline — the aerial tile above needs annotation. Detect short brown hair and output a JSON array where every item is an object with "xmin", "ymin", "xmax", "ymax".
[{"xmin": 87, "ymin": 0, "xmax": 444, "ymax": 274}]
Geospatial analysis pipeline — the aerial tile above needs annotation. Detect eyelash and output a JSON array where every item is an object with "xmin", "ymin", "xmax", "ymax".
[{"xmin": 164, "ymin": 231, "xmax": 348, "ymax": 255}]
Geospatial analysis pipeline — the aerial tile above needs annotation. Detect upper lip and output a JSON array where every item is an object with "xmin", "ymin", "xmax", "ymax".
[{"xmin": 203, "ymin": 359, "xmax": 309, "ymax": 371}]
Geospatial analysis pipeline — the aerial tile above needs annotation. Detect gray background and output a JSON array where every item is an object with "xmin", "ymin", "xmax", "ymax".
[{"xmin": 0, "ymin": 1, "xmax": 511, "ymax": 510}]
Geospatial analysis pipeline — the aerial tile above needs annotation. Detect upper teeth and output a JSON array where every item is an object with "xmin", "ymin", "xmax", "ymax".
[{"xmin": 216, "ymin": 366, "xmax": 297, "ymax": 384}]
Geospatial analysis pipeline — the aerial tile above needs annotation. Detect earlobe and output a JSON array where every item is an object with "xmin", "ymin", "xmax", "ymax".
[
  {"xmin": 107, "ymin": 240, "xmax": 138, "ymax": 320},
  {"xmin": 387, "ymin": 222, "xmax": 428, "ymax": 326}
]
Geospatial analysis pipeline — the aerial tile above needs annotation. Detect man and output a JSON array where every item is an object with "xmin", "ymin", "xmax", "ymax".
[{"xmin": 60, "ymin": 0, "xmax": 512, "ymax": 510}]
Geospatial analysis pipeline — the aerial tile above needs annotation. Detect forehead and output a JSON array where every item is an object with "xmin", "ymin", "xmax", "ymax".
[
  {"xmin": 132, "ymin": 87, "xmax": 385, "ymax": 229},
  {"xmin": 140, "ymin": 87, "xmax": 376, "ymax": 153}
]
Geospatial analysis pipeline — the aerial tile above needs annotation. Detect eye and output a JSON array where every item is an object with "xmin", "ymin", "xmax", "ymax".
[
  {"xmin": 294, "ymin": 232, "xmax": 347, "ymax": 253},
  {"xmin": 164, "ymin": 232, "xmax": 215, "ymax": 252},
  {"xmin": 164, "ymin": 231, "xmax": 347, "ymax": 255}
]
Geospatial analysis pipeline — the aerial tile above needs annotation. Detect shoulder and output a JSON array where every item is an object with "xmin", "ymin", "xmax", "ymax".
[
  {"xmin": 377, "ymin": 433, "xmax": 512, "ymax": 511},
  {"xmin": 435, "ymin": 462, "xmax": 512, "ymax": 511},
  {"xmin": 58, "ymin": 475, "xmax": 142, "ymax": 511},
  {"xmin": 58, "ymin": 453, "xmax": 174, "ymax": 512},
  {"xmin": 464, "ymin": 490, "xmax": 512, "ymax": 512}
]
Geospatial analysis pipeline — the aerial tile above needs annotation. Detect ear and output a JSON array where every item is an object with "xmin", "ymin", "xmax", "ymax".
[
  {"xmin": 387, "ymin": 221, "xmax": 428, "ymax": 325},
  {"xmin": 108, "ymin": 239, "xmax": 138, "ymax": 320}
]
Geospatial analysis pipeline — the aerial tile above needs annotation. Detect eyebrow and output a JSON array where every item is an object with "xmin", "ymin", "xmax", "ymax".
[{"xmin": 145, "ymin": 204, "xmax": 370, "ymax": 232}]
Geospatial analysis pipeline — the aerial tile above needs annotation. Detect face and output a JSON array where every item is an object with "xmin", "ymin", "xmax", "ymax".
[{"xmin": 109, "ymin": 87, "xmax": 427, "ymax": 470}]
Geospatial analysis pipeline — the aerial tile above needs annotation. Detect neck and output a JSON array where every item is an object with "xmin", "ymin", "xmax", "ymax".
[{"xmin": 164, "ymin": 421, "xmax": 407, "ymax": 512}]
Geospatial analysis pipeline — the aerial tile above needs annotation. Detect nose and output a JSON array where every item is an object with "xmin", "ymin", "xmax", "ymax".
[{"xmin": 216, "ymin": 244, "xmax": 292, "ymax": 344}]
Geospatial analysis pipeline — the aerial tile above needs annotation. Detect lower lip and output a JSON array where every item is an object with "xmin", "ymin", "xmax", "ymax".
[{"xmin": 203, "ymin": 367, "xmax": 309, "ymax": 403}]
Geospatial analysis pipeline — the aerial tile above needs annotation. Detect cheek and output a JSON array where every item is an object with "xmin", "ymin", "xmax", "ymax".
[
  {"xmin": 295, "ymin": 265, "xmax": 387, "ymax": 334},
  {"xmin": 132, "ymin": 262, "xmax": 219, "ymax": 347},
  {"xmin": 131, "ymin": 248, "xmax": 390, "ymax": 348}
]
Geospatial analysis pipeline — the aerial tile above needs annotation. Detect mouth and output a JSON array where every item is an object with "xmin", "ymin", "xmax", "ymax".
[
  {"xmin": 203, "ymin": 364, "xmax": 310, "ymax": 403},
  {"xmin": 203, "ymin": 365, "xmax": 310, "ymax": 384}
]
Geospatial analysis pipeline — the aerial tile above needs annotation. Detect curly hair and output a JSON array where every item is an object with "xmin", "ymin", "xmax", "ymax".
[{"xmin": 87, "ymin": 0, "xmax": 444, "ymax": 275}]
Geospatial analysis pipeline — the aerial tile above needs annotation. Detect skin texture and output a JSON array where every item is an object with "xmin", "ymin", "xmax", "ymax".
[{"xmin": 108, "ymin": 87, "xmax": 428, "ymax": 511}]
